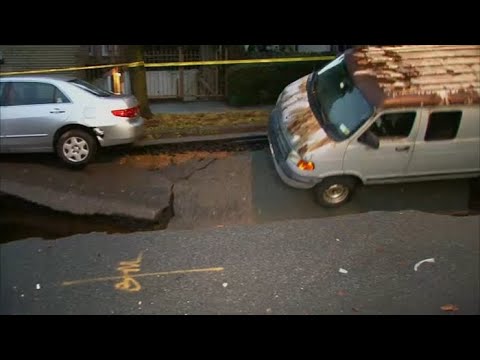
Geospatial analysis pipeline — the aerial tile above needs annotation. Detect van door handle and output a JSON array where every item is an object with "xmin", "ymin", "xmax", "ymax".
[
  {"xmin": 50, "ymin": 110, "xmax": 66, "ymax": 114},
  {"xmin": 395, "ymin": 145, "xmax": 411, "ymax": 152}
]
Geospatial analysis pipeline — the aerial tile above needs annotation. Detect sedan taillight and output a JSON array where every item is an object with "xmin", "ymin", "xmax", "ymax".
[{"xmin": 111, "ymin": 106, "xmax": 139, "ymax": 118}]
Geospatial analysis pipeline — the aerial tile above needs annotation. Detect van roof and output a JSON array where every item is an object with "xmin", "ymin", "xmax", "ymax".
[{"xmin": 345, "ymin": 45, "xmax": 480, "ymax": 109}]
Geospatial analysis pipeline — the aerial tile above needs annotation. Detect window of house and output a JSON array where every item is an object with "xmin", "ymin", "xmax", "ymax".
[
  {"xmin": 109, "ymin": 45, "xmax": 119, "ymax": 56},
  {"xmin": 424, "ymin": 111, "xmax": 462, "ymax": 141},
  {"xmin": 99, "ymin": 45, "xmax": 119, "ymax": 57},
  {"xmin": 6, "ymin": 82, "xmax": 70, "ymax": 106},
  {"xmin": 370, "ymin": 112, "xmax": 416, "ymax": 138},
  {"xmin": 88, "ymin": 45, "xmax": 95, "ymax": 56},
  {"xmin": 101, "ymin": 45, "xmax": 109, "ymax": 57}
]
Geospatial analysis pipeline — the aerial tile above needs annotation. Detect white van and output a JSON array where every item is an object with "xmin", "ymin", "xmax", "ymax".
[{"xmin": 268, "ymin": 45, "xmax": 480, "ymax": 207}]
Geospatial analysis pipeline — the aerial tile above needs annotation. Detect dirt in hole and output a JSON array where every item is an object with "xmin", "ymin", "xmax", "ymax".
[
  {"xmin": 118, "ymin": 150, "xmax": 231, "ymax": 170},
  {"xmin": 0, "ymin": 193, "xmax": 165, "ymax": 244}
]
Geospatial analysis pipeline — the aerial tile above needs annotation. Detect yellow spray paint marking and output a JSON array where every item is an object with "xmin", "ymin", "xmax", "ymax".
[
  {"xmin": 114, "ymin": 252, "xmax": 143, "ymax": 293},
  {"xmin": 61, "ymin": 252, "xmax": 224, "ymax": 293}
]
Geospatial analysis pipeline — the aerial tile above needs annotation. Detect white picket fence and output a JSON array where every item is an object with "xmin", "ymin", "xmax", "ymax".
[{"xmin": 146, "ymin": 69, "xmax": 199, "ymax": 101}]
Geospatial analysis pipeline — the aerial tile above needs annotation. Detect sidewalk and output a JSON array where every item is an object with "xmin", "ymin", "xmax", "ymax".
[
  {"xmin": 149, "ymin": 100, "xmax": 274, "ymax": 114},
  {"xmin": 141, "ymin": 100, "xmax": 272, "ymax": 146}
]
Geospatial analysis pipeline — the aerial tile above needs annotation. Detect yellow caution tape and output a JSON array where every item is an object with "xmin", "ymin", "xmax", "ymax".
[
  {"xmin": 0, "ymin": 56, "xmax": 335, "ymax": 76},
  {"xmin": 0, "ymin": 61, "xmax": 144, "ymax": 76},
  {"xmin": 144, "ymin": 56, "xmax": 335, "ymax": 68}
]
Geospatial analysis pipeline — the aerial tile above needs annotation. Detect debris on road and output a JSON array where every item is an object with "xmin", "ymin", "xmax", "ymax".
[
  {"xmin": 138, "ymin": 301, "xmax": 142, "ymax": 305},
  {"xmin": 222, "ymin": 282, "xmax": 228, "ymax": 288},
  {"xmin": 337, "ymin": 290, "xmax": 348, "ymax": 297},
  {"xmin": 414, "ymin": 258, "xmax": 435, "ymax": 272},
  {"xmin": 441, "ymin": 304, "xmax": 459, "ymax": 312},
  {"xmin": 352, "ymin": 307, "xmax": 360, "ymax": 312},
  {"xmin": 35, "ymin": 284, "xmax": 41, "ymax": 290},
  {"xmin": 335, "ymin": 238, "xmax": 340, "ymax": 242},
  {"xmin": 339, "ymin": 268, "xmax": 348, "ymax": 274}
]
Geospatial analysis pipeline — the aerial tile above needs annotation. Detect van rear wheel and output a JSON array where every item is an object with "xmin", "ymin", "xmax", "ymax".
[{"xmin": 314, "ymin": 177, "xmax": 357, "ymax": 208}]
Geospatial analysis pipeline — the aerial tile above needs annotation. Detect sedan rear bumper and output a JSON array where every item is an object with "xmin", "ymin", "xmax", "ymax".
[{"xmin": 97, "ymin": 117, "xmax": 144, "ymax": 147}]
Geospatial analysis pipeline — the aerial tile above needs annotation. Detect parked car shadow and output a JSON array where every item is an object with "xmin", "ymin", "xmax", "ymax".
[
  {"xmin": 0, "ymin": 153, "xmax": 65, "ymax": 168},
  {"xmin": 0, "ymin": 144, "xmax": 136, "ymax": 169}
]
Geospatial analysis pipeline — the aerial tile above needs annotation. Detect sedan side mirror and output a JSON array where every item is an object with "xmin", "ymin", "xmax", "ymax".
[{"xmin": 358, "ymin": 130, "xmax": 380, "ymax": 149}]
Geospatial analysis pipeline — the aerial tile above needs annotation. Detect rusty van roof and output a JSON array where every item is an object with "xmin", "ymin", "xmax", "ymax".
[{"xmin": 345, "ymin": 45, "xmax": 480, "ymax": 109}]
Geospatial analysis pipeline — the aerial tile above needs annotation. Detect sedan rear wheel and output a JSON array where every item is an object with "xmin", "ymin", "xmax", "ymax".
[{"xmin": 56, "ymin": 129, "xmax": 97, "ymax": 168}]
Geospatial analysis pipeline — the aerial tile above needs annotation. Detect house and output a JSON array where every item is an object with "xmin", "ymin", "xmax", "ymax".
[
  {"xmin": 244, "ymin": 45, "xmax": 353, "ymax": 54},
  {"xmin": 85, "ymin": 45, "xmax": 131, "ymax": 94},
  {"xmin": 142, "ymin": 45, "xmax": 351, "ymax": 102},
  {"xmin": 143, "ymin": 45, "xmax": 237, "ymax": 101},
  {"xmin": 297, "ymin": 45, "xmax": 353, "ymax": 53},
  {"xmin": 0, "ymin": 45, "xmax": 132, "ymax": 94},
  {"xmin": 0, "ymin": 45, "xmax": 353, "ymax": 102},
  {"xmin": 0, "ymin": 45, "xmax": 88, "ymax": 74}
]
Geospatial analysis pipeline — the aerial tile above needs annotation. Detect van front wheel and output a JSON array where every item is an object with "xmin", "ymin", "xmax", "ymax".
[{"xmin": 314, "ymin": 177, "xmax": 357, "ymax": 208}]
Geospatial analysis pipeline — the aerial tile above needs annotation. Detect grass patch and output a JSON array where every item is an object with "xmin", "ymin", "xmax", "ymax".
[{"xmin": 143, "ymin": 110, "xmax": 269, "ymax": 139}]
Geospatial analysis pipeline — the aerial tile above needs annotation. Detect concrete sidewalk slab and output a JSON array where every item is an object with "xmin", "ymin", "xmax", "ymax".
[
  {"xmin": 0, "ymin": 162, "xmax": 173, "ymax": 222},
  {"xmin": 136, "ymin": 131, "xmax": 267, "ymax": 147},
  {"xmin": 150, "ymin": 101, "xmax": 274, "ymax": 114}
]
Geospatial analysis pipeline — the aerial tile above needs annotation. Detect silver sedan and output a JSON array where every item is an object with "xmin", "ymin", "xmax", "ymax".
[{"xmin": 0, "ymin": 75, "xmax": 144, "ymax": 167}]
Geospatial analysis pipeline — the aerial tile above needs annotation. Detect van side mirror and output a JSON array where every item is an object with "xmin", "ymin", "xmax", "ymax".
[{"xmin": 358, "ymin": 130, "xmax": 380, "ymax": 149}]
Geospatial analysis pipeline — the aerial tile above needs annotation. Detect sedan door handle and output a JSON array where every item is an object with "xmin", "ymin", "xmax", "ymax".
[
  {"xmin": 395, "ymin": 145, "xmax": 411, "ymax": 152},
  {"xmin": 50, "ymin": 110, "xmax": 66, "ymax": 114}
]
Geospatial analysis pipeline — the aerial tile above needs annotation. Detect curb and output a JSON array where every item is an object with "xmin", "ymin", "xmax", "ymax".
[{"xmin": 135, "ymin": 131, "xmax": 268, "ymax": 147}]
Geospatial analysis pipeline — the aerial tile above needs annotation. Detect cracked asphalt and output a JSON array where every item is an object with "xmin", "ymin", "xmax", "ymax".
[{"xmin": 0, "ymin": 146, "xmax": 473, "ymax": 238}]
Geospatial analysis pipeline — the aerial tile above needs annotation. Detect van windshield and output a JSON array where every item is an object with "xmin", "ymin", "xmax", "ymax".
[{"xmin": 311, "ymin": 55, "xmax": 374, "ymax": 141}]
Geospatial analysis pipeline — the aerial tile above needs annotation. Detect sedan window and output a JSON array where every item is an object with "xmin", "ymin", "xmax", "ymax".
[{"xmin": 2, "ymin": 82, "xmax": 71, "ymax": 106}]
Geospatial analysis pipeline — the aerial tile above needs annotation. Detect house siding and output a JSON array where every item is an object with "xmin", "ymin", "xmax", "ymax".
[
  {"xmin": 297, "ymin": 45, "xmax": 332, "ymax": 53},
  {"xmin": 0, "ymin": 45, "xmax": 88, "ymax": 74}
]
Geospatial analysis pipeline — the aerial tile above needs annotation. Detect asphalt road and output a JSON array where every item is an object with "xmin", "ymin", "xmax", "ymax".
[{"xmin": 1, "ymin": 211, "xmax": 478, "ymax": 315}]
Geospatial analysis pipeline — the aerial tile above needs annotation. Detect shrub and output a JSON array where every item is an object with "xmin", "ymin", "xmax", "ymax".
[{"xmin": 226, "ymin": 55, "xmax": 332, "ymax": 106}]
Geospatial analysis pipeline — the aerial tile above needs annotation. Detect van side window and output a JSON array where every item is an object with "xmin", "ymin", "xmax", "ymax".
[
  {"xmin": 9, "ymin": 82, "xmax": 70, "ymax": 106},
  {"xmin": 424, "ymin": 111, "xmax": 462, "ymax": 141},
  {"xmin": 370, "ymin": 112, "xmax": 416, "ymax": 139}
]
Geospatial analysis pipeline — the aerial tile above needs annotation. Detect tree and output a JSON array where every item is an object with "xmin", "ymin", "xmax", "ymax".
[{"xmin": 128, "ymin": 45, "xmax": 152, "ymax": 119}]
